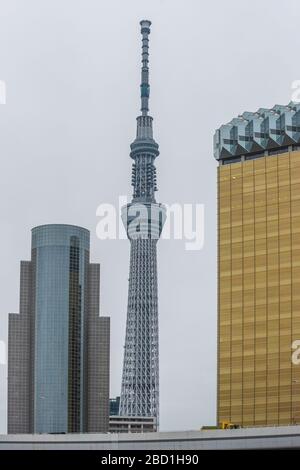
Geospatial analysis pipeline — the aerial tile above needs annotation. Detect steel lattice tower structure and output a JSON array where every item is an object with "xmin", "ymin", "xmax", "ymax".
[{"xmin": 119, "ymin": 20, "xmax": 166, "ymax": 422}]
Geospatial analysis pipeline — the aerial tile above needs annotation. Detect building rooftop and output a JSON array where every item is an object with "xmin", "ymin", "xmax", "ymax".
[{"xmin": 214, "ymin": 101, "xmax": 300, "ymax": 162}]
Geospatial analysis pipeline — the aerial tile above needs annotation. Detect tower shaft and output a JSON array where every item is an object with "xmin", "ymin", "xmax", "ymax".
[{"xmin": 120, "ymin": 239, "xmax": 159, "ymax": 417}]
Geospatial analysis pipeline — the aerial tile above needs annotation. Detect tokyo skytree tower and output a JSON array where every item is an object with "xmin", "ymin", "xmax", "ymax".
[{"xmin": 119, "ymin": 20, "xmax": 166, "ymax": 422}]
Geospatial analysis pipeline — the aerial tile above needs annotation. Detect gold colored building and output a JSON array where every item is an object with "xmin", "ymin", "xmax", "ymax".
[{"xmin": 215, "ymin": 103, "xmax": 300, "ymax": 427}]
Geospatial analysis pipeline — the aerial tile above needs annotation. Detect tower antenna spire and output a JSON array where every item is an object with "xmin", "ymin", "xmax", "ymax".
[{"xmin": 140, "ymin": 20, "xmax": 151, "ymax": 116}]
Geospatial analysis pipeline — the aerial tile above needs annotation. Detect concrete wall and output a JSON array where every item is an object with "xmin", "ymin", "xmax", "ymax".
[{"xmin": 1, "ymin": 426, "xmax": 300, "ymax": 449}]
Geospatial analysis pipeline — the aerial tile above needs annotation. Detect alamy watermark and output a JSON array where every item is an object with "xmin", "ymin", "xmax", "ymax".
[
  {"xmin": 0, "ymin": 341, "xmax": 6, "ymax": 366},
  {"xmin": 0, "ymin": 80, "xmax": 6, "ymax": 104},
  {"xmin": 292, "ymin": 340, "xmax": 300, "ymax": 365},
  {"xmin": 96, "ymin": 196, "xmax": 205, "ymax": 251}
]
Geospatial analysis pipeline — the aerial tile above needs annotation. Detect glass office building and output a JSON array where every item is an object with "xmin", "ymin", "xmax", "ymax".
[
  {"xmin": 215, "ymin": 102, "xmax": 300, "ymax": 427},
  {"xmin": 110, "ymin": 396, "xmax": 120, "ymax": 416},
  {"xmin": 8, "ymin": 224, "xmax": 110, "ymax": 434}
]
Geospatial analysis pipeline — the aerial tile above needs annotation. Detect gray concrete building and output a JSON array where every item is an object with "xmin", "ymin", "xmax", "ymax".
[
  {"xmin": 7, "ymin": 224, "xmax": 110, "ymax": 434},
  {"xmin": 109, "ymin": 415, "xmax": 156, "ymax": 433}
]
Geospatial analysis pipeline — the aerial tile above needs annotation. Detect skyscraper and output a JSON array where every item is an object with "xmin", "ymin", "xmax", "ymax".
[
  {"xmin": 215, "ymin": 102, "xmax": 300, "ymax": 426},
  {"xmin": 8, "ymin": 224, "xmax": 110, "ymax": 434},
  {"xmin": 119, "ymin": 21, "xmax": 166, "ymax": 422}
]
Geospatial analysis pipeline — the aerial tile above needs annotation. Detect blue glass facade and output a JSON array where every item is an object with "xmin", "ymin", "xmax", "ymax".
[
  {"xmin": 32, "ymin": 225, "xmax": 89, "ymax": 433},
  {"xmin": 110, "ymin": 396, "xmax": 120, "ymax": 416}
]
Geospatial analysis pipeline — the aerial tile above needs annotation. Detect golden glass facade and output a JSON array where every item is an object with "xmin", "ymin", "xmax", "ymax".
[{"xmin": 218, "ymin": 150, "xmax": 300, "ymax": 427}]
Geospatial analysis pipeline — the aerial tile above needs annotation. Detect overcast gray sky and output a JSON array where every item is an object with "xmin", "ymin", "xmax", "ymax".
[{"xmin": 0, "ymin": 0, "xmax": 300, "ymax": 433}]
